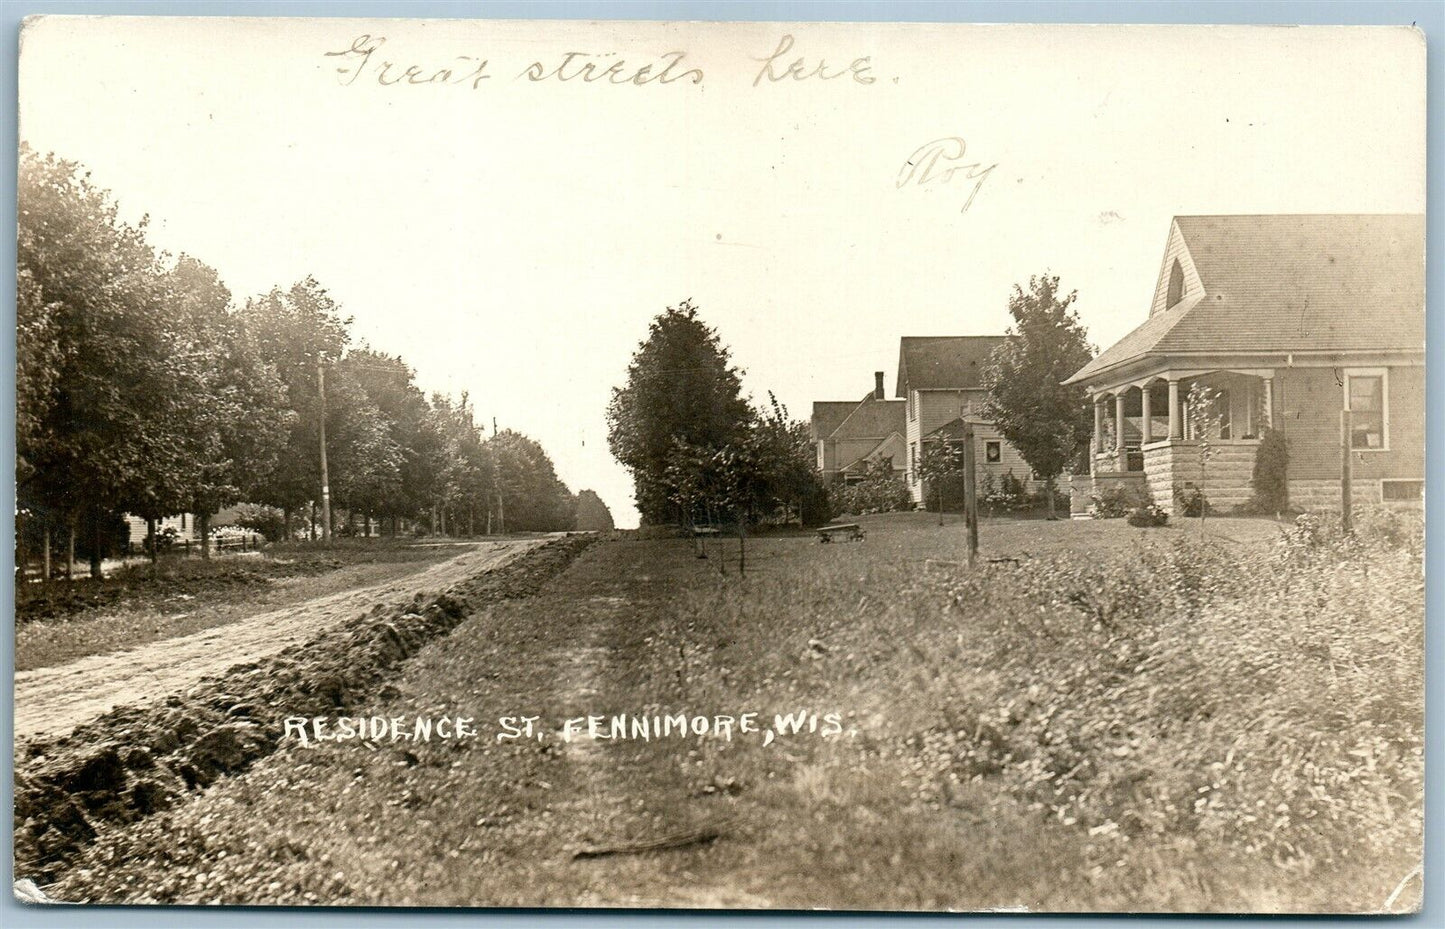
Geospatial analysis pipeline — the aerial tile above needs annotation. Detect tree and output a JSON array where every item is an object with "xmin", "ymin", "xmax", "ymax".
[
  {"xmin": 982, "ymin": 273, "xmax": 1095, "ymax": 519},
  {"xmin": 18, "ymin": 146, "xmax": 197, "ymax": 575},
  {"xmin": 341, "ymin": 349, "xmax": 441, "ymax": 532},
  {"xmin": 607, "ymin": 299, "xmax": 751, "ymax": 524},
  {"xmin": 238, "ymin": 278, "xmax": 351, "ymax": 536},
  {"xmin": 488, "ymin": 429, "xmax": 575, "ymax": 531},
  {"xmin": 573, "ymin": 490, "xmax": 615, "ymax": 532},
  {"xmin": 164, "ymin": 255, "xmax": 292, "ymax": 556},
  {"xmin": 1183, "ymin": 381, "xmax": 1223, "ymax": 531}
]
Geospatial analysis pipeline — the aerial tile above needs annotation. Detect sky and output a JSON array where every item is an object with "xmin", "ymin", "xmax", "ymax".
[{"xmin": 18, "ymin": 18, "xmax": 1425, "ymax": 527}]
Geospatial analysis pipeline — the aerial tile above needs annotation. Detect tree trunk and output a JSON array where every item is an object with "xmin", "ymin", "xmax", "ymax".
[
  {"xmin": 41, "ymin": 522, "xmax": 50, "ymax": 586},
  {"xmin": 67, "ymin": 520, "xmax": 77, "ymax": 580},
  {"xmin": 146, "ymin": 516, "xmax": 158, "ymax": 579},
  {"xmin": 199, "ymin": 512, "xmax": 211, "ymax": 559},
  {"xmin": 737, "ymin": 516, "xmax": 746, "ymax": 576},
  {"xmin": 283, "ymin": 505, "xmax": 292, "ymax": 541},
  {"xmin": 91, "ymin": 506, "xmax": 103, "ymax": 577},
  {"xmin": 468, "ymin": 504, "xmax": 475, "ymax": 538},
  {"xmin": 1046, "ymin": 477, "xmax": 1057, "ymax": 520},
  {"xmin": 309, "ymin": 502, "xmax": 317, "ymax": 541}
]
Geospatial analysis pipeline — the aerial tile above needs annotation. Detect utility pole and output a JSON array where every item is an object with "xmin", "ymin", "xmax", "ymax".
[
  {"xmin": 318, "ymin": 363, "xmax": 332, "ymax": 543},
  {"xmin": 493, "ymin": 416, "xmax": 505, "ymax": 535}
]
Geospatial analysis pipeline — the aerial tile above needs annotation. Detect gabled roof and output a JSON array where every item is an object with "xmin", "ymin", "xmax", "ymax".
[
  {"xmin": 896, "ymin": 337, "xmax": 1006, "ymax": 396},
  {"xmin": 831, "ymin": 397, "xmax": 905, "ymax": 438},
  {"xmin": 840, "ymin": 431, "xmax": 906, "ymax": 473},
  {"xmin": 1067, "ymin": 214, "xmax": 1426, "ymax": 385},
  {"xmin": 924, "ymin": 417, "xmax": 975, "ymax": 442},
  {"xmin": 810, "ymin": 401, "xmax": 858, "ymax": 441}
]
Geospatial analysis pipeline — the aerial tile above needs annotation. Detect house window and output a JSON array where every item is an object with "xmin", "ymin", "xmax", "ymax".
[
  {"xmin": 985, "ymin": 441, "xmax": 1001, "ymax": 463},
  {"xmin": 909, "ymin": 390, "xmax": 917, "ymax": 421},
  {"xmin": 1345, "ymin": 369, "xmax": 1388, "ymax": 450},
  {"xmin": 1166, "ymin": 259, "xmax": 1185, "ymax": 308},
  {"xmin": 1381, "ymin": 479, "xmax": 1423, "ymax": 502}
]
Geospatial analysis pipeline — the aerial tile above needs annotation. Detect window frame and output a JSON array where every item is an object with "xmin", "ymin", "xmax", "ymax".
[
  {"xmin": 1343, "ymin": 367, "xmax": 1389, "ymax": 452},
  {"xmin": 985, "ymin": 440, "xmax": 1001, "ymax": 463}
]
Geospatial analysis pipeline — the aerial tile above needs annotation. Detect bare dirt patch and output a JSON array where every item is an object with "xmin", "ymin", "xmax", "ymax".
[
  {"xmin": 15, "ymin": 540, "xmax": 545, "ymax": 740},
  {"xmin": 14, "ymin": 536, "xmax": 593, "ymax": 887}
]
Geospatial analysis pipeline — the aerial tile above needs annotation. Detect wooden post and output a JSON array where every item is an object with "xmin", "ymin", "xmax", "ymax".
[
  {"xmin": 962, "ymin": 421, "xmax": 979, "ymax": 568},
  {"xmin": 1340, "ymin": 409, "xmax": 1353, "ymax": 535}
]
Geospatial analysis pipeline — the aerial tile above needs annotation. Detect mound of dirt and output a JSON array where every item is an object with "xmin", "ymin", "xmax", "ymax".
[{"xmin": 13, "ymin": 535, "xmax": 593, "ymax": 883}]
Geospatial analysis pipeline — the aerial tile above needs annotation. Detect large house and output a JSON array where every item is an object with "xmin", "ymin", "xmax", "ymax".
[
  {"xmin": 1064, "ymin": 214, "xmax": 1425, "ymax": 516},
  {"xmin": 896, "ymin": 336, "xmax": 1036, "ymax": 505},
  {"xmin": 811, "ymin": 372, "xmax": 907, "ymax": 484}
]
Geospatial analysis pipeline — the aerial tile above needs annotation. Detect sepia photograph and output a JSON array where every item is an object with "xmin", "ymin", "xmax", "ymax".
[{"xmin": 10, "ymin": 13, "xmax": 1428, "ymax": 913}]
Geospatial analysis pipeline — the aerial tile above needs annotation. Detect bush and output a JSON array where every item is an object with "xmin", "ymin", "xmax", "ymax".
[
  {"xmin": 1248, "ymin": 428, "xmax": 1289, "ymax": 513},
  {"xmin": 1126, "ymin": 503, "xmax": 1169, "ymax": 527},
  {"xmin": 1174, "ymin": 485, "xmax": 1210, "ymax": 517},
  {"xmin": 1091, "ymin": 482, "xmax": 1146, "ymax": 518},
  {"xmin": 230, "ymin": 503, "xmax": 286, "ymax": 542},
  {"xmin": 832, "ymin": 468, "xmax": 914, "ymax": 517}
]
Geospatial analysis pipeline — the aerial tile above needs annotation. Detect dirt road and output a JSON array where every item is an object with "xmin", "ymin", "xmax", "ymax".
[{"xmin": 14, "ymin": 538, "xmax": 548, "ymax": 741}]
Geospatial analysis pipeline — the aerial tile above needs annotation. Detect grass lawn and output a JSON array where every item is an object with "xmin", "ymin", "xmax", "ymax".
[
  {"xmin": 49, "ymin": 511, "xmax": 1422, "ymax": 911},
  {"xmin": 15, "ymin": 541, "xmax": 475, "ymax": 671}
]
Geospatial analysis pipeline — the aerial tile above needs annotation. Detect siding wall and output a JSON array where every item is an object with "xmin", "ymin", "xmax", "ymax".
[
  {"xmin": 905, "ymin": 388, "xmax": 1037, "ymax": 503},
  {"xmin": 1273, "ymin": 364, "xmax": 1424, "ymax": 481}
]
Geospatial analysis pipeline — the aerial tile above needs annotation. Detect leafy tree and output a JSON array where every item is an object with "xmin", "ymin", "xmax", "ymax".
[
  {"xmin": 573, "ymin": 490, "xmax": 615, "ymax": 532},
  {"xmin": 982, "ymin": 273, "xmax": 1096, "ymax": 519},
  {"xmin": 341, "ymin": 349, "xmax": 442, "ymax": 532},
  {"xmin": 17, "ymin": 146, "xmax": 195, "ymax": 574},
  {"xmin": 607, "ymin": 299, "xmax": 750, "ymax": 524},
  {"xmin": 488, "ymin": 429, "xmax": 575, "ymax": 532},
  {"xmin": 164, "ymin": 255, "xmax": 293, "ymax": 555},
  {"xmin": 238, "ymin": 278, "xmax": 351, "ymax": 535}
]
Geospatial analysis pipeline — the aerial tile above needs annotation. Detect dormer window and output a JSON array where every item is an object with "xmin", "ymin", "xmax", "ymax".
[{"xmin": 1166, "ymin": 259, "xmax": 1185, "ymax": 308}]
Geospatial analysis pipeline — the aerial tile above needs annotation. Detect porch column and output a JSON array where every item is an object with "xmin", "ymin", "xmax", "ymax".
[
  {"xmin": 1167, "ymin": 379, "xmax": 1181, "ymax": 440},
  {"xmin": 1263, "ymin": 376, "xmax": 1275, "ymax": 430},
  {"xmin": 1140, "ymin": 385, "xmax": 1153, "ymax": 444},
  {"xmin": 1093, "ymin": 397, "xmax": 1105, "ymax": 454},
  {"xmin": 1114, "ymin": 393, "xmax": 1127, "ymax": 453}
]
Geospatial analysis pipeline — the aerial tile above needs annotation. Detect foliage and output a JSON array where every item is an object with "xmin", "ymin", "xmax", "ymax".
[
  {"xmin": 1248, "ymin": 427, "xmax": 1289, "ymax": 514},
  {"xmin": 917, "ymin": 441, "xmax": 967, "ymax": 516},
  {"xmin": 606, "ymin": 299, "xmax": 751, "ymax": 524},
  {"xmin": 982, "ymin": 273, "xmax": 1096, "ymax": 516},
  {"xmin": 229, "ymin": 503, "xmax": 287, "ymax": 542},
  {"xmin": 16, "ymin": 146, "xmax": 578, "ymax": 560},
  {"xmin": 1126, "ymin": 503, "xmax": 1169, "ymax": 527},
  {"xmin": 1174, "ymin": 485, "xmax": 1211, "ymax": 518},
  {"xmin": 1091, "ymin": 482, "xmax": 1147, "ymax": 519},
  {"xmin": 572, "ymin": 490, "xmax": 615, "ymax": 532},
  {"xmin": 831, "ymin": 462, "xmax": 914, "ymax": 517},
  {"xmin": 488, "ymin": 429, "xmax": 577, "ymax": 532}
]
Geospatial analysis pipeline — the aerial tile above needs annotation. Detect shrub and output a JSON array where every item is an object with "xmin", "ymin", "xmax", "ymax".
[
  {"xmin": 230, "ymin": 503, "xmax": 286, "ymax": 542},
  {"xmin": 1248, "ymin": 428, "xmax": 1289, "ymax": 513},
  {"xmin": 1126, "ymin": 503, "xmax": 1169, "ymax": 527},
  {"xmin": 832, "ymin": 471, "xmax": 913, "ymax": 517},
  {"xmin": 1174, "ymin": 485, "xmax": 1210, "ymax": 517},
  {"xmin": 1091, "ymin": 482, "xmax": 1145, "ymax": 518}
]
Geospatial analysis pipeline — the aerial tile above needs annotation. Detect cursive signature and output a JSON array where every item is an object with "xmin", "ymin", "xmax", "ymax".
[{"xmin": 897, "ymin": 137, "xmax": 997, "ymax": 212}]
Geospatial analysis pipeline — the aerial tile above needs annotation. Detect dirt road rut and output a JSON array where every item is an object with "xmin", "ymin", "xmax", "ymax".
[{"xmin": 14, "ymin": 539, "xmax": 547, "ymax": 741}]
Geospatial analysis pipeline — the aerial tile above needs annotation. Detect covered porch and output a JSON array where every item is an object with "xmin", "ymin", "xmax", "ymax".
[{"xmin": 1077, "ymin": 368, "xmax": 1276, "ymax": 515}]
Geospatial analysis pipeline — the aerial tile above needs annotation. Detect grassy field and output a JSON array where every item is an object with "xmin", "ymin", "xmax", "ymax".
[
  {"xmin": 49, "ymin": 511, "xmax": 1423, "ymax": 911},
  {"xmin": 15, "ymin": 540, "xmax": 475, "ymax": 671}
]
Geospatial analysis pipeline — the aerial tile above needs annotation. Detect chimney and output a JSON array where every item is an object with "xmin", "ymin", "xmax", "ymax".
[{"xmin": 874, "ymin": 371, "xmax": 885, "ymax": 400}]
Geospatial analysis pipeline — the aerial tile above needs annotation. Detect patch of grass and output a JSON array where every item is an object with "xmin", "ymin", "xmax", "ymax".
[{"xmin": 42, "ymin": 514, "xmax": 1421, "ymax": 911}]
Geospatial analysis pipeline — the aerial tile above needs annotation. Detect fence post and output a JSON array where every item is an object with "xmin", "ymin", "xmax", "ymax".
[{"xmin": 1340, "ymin": 409, "xmax": 1353, "ymax": 535}]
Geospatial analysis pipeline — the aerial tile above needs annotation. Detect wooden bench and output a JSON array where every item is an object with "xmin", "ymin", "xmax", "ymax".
[{"xmin": 817, "ymin": 523, "xmax": 865, "ymax": 543}]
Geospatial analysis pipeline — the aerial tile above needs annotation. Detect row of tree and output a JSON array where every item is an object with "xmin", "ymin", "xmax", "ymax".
[
  {"xmin": 606, "ymin": 300, "xmax": 828, "ymax": 569},
  {"xmin": 18, "ymin": 145, "xmax": 600, "ymax": 578}
]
